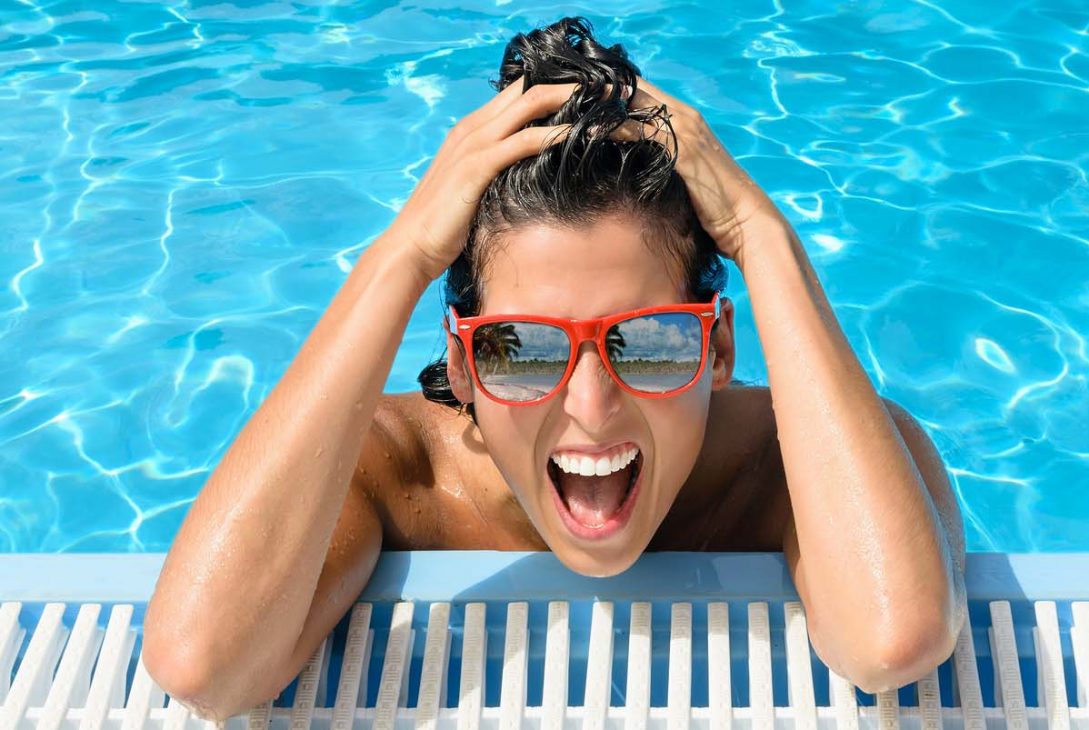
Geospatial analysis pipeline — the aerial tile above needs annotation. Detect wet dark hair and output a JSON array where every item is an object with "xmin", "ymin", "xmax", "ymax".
[{"xmin": 417, "ymin": 16, "xmax": 735, "ymax": 424}]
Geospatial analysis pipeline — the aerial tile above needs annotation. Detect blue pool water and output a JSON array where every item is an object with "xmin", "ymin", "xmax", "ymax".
[{"xmin": 1, "ymin": 1, "xmax": 1087, "ymax": 554}]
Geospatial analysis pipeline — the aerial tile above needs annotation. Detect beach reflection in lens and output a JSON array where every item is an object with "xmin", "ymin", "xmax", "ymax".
[
  {"xmin": 473, "ymin": 321, "xmax": 570, "ymax": 402},
  {"xmin": 607, "ymin": 313, "xmax": 703, "ymax": 393}
]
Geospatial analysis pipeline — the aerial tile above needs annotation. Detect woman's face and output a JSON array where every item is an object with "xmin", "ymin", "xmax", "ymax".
[{"xmin": 446, "ymin": 213, "xmax": 736, "ymax": 576}]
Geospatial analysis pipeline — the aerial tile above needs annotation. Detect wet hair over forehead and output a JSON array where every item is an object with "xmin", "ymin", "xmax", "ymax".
[
  {"xmin": 470, "ymin": 211, "xmax": 694, "ymax": 304},
  {"xmin": 418, "ymin": 15, "xmax": 731, "ymax": 422}
]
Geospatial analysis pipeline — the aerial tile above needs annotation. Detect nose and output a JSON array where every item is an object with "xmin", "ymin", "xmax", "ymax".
[{"xmin": 560, "ymin": 340, "xmax": 622, "ymax": 428}]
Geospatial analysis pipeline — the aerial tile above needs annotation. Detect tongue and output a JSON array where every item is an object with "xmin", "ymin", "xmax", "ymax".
[{"xmin": 558, "ymin": 463, "xmax": 632, "ymax": 527}]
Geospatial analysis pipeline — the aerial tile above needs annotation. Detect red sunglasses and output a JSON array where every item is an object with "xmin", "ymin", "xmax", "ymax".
[{"xmin": 443, "ymin": 293, "xmax": 721, "ymax": 406}]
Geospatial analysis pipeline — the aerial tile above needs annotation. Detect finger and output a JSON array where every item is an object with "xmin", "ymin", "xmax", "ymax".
[
  {"xmin": 480, "ymin": 73, "xmax": 534, "ymax": 119},
  {"xmin": 631, "ymin": 75, "xmax": 687, "ymax": 110},
  {"xmin": 479, "ymin": 82, "xmax": 582, "ymax": 141},
  {"xmin": 475, "ymin": 74, "xmax": 575, "ymax": 129},
  {"xmin": 607, "ymin": 117, "xmax": 672, "ymax": 145},
  {"xmin": 599, "ymin": 79, "xmax": 648, "ymax": 101},
  {"xmin": 608, "ymin": 118, "xmax": 639, "ymax": 142},
  {"xmin": 503, "ymin": 122, "xmax": 575, "ymax": 157},
  {"xmin": 456, "ymin": 73, "xmax": 529, "ymax": 130},
  {"xmin": 600, "ymin": 80, "xmax": 668, "ymax": 120},
  {"xmin": 479, "ymin": 123, "xmax": 574, "ymax": 180}
]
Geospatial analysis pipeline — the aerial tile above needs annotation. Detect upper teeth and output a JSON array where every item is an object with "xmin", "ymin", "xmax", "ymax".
[{"xmin": 551, "ymin": 447, "xmax": 639, "ymax": 477}]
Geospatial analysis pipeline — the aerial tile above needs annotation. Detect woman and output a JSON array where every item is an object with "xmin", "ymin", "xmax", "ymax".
[{"xmin": 143, "ymin": 16, "xmax": 967, "ymax": 721}]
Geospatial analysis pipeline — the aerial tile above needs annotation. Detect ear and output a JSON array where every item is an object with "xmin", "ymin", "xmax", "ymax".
[
  {"xmin": 709, "ymin": 296, "xmax": 736, "ymax": 391},
  {"xmin": 446, "ymin": 330, "xmax": 475, "ymax": 404}
]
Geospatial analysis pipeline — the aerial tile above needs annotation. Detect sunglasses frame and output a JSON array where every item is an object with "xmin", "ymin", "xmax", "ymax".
[{"xmin": 443, "ymin": 292, "xmax": 722, "ymax": 406}]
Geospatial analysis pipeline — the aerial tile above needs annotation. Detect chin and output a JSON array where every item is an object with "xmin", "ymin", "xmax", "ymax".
[{"xmin": 548, "ymin": 538, "xmax": 645, "ymax": 578}]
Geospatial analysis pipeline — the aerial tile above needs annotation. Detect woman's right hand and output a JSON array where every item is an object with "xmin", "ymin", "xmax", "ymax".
[{"xmin": 386, "ymin": 77, "xmax": 579, "ymax": 283}]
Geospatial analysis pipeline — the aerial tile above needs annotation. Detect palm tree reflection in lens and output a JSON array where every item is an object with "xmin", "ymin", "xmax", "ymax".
[
  {"xmin": 474, "ymin": 323, "xmax": 522, "ymax": 369},
  {"xmin": 472, "ymin": 314, "xmax": 704, "ymax": 401},
  {"xmin": 605, "ymin": 325, "xmax": 626, "ymax": 362},
  {"xmin": 473, "ymin": 322, "xmax": 567, "ymax": 402}
]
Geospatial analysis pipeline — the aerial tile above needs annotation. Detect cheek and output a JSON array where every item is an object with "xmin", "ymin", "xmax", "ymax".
[
  {"xmin": 474, "ymin": 400, "xmax": 550, "ymax": 486},
  {"xmin": 668, "ymin": 369, "xmax": 714, "ymax": 420},
  {"xmin": 647, "ymin": 390, "xmax": 712, "ymax": 475}
]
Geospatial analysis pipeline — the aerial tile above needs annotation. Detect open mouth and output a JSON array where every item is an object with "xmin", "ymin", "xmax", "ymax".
[{"xmin": 546, "ymin": 447, "xmax": 644, "ymax": 538}]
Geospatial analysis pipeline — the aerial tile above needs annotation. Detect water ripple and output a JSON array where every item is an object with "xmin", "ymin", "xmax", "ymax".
[{"xmin": 1, "ymin": 0, "xmax": 1087, "ymax": 553}]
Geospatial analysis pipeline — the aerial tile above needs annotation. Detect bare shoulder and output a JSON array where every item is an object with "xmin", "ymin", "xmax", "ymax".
[
  {"xmin": 352, "ymin": 393, "xmax": 446, "ymax": 548},
  {"xmin": 366, "ymin": 391, "xmax": 491, "ymax": 486},
  {"xmin": 651, "ymin": 383, "xmax": 790, "ymax": 551},
  {"xmin": 357, "ymin": 393, "xmax": 542, "ymax": 550},
  {"xmin": 709, "ymin": 384, "xmax": 792, "ymax": 548}
]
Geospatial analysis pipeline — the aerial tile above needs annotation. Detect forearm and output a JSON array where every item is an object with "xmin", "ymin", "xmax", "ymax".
[
  {"xmin": 737, "ymin": 216, "xmax": 957, "ymax": 653},
  {"xmin": 144, "ymin": 229, "xmax": 430, "ymax": 685}
]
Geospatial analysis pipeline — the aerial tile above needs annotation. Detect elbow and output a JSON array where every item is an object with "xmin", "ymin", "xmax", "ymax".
[
  {"xmin": 142, "ymin": 630, "xmax": 272, "ymax": 722},
  {"xmin": 854, "ymin": 580, "xmax": 966, "ymax": 694},
  {"xmin": 852, "ymin": 616, "xmax": 959, "ymax": 695},
  {"xmin": 142, "ymin": 598, "xmax": 285, "ymax": 720},
  {"xmin": 143, "ymin": 646, "xmax": 274, "ymax": 722},
  {"xmin": 840, "ymin": 570, "xmax": 962, "ymax": 697},
  {"xmin": 142, "ymin": 641, "xmax": 221, "ymax": 720},
  {"xmin": 142, "ymin": 585, "xmax": 214, "ymax": 716}
]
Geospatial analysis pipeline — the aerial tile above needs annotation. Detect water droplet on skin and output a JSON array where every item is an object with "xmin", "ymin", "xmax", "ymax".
[
  {"xmin": 383, "ymin": 452, "xmax": 390, "ymax": 459},
  {"xmin": 315, "ymin": 447, "xmax": 324, "ymax": 457}
]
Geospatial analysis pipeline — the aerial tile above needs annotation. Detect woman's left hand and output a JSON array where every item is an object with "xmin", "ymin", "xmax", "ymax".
[{"xmin": 608, "ymin": 76, "xmax": 786, "ymax": 263}]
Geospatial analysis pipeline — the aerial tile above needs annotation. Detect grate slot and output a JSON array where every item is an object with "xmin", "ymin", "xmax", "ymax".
[{"xmin": 2, "ymin": 568, "xmax": 1089, "ymax": 728}]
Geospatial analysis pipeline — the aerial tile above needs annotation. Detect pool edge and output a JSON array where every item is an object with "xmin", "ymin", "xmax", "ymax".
[{"xmin": 1, "ymin": 551, "xmax": 1087, "ymax": 602}]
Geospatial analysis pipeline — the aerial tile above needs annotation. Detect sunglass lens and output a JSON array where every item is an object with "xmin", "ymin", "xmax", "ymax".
[
  {"xmin": 607, "ymin": 312, "xmax": 704, "ymax": 393},
  {"xmin": 472, "ymin": 322, "xmax": 570, "ymax": 402}
]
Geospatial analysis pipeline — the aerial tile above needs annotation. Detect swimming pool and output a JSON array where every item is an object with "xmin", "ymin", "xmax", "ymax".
[{"xmin": 1, "ymin": 1, "xmax": 1087, "ymax": 554}]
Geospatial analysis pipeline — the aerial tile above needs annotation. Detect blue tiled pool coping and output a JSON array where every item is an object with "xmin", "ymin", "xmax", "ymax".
[{"xmin": 1, "ymin": 551, "xmax": 1087, "ymax": 602}]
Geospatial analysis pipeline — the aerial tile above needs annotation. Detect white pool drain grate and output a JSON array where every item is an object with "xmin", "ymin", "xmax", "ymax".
[{"xmin": 1, "ymin": 552, "xmax": 1088, "ymax": 729}]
